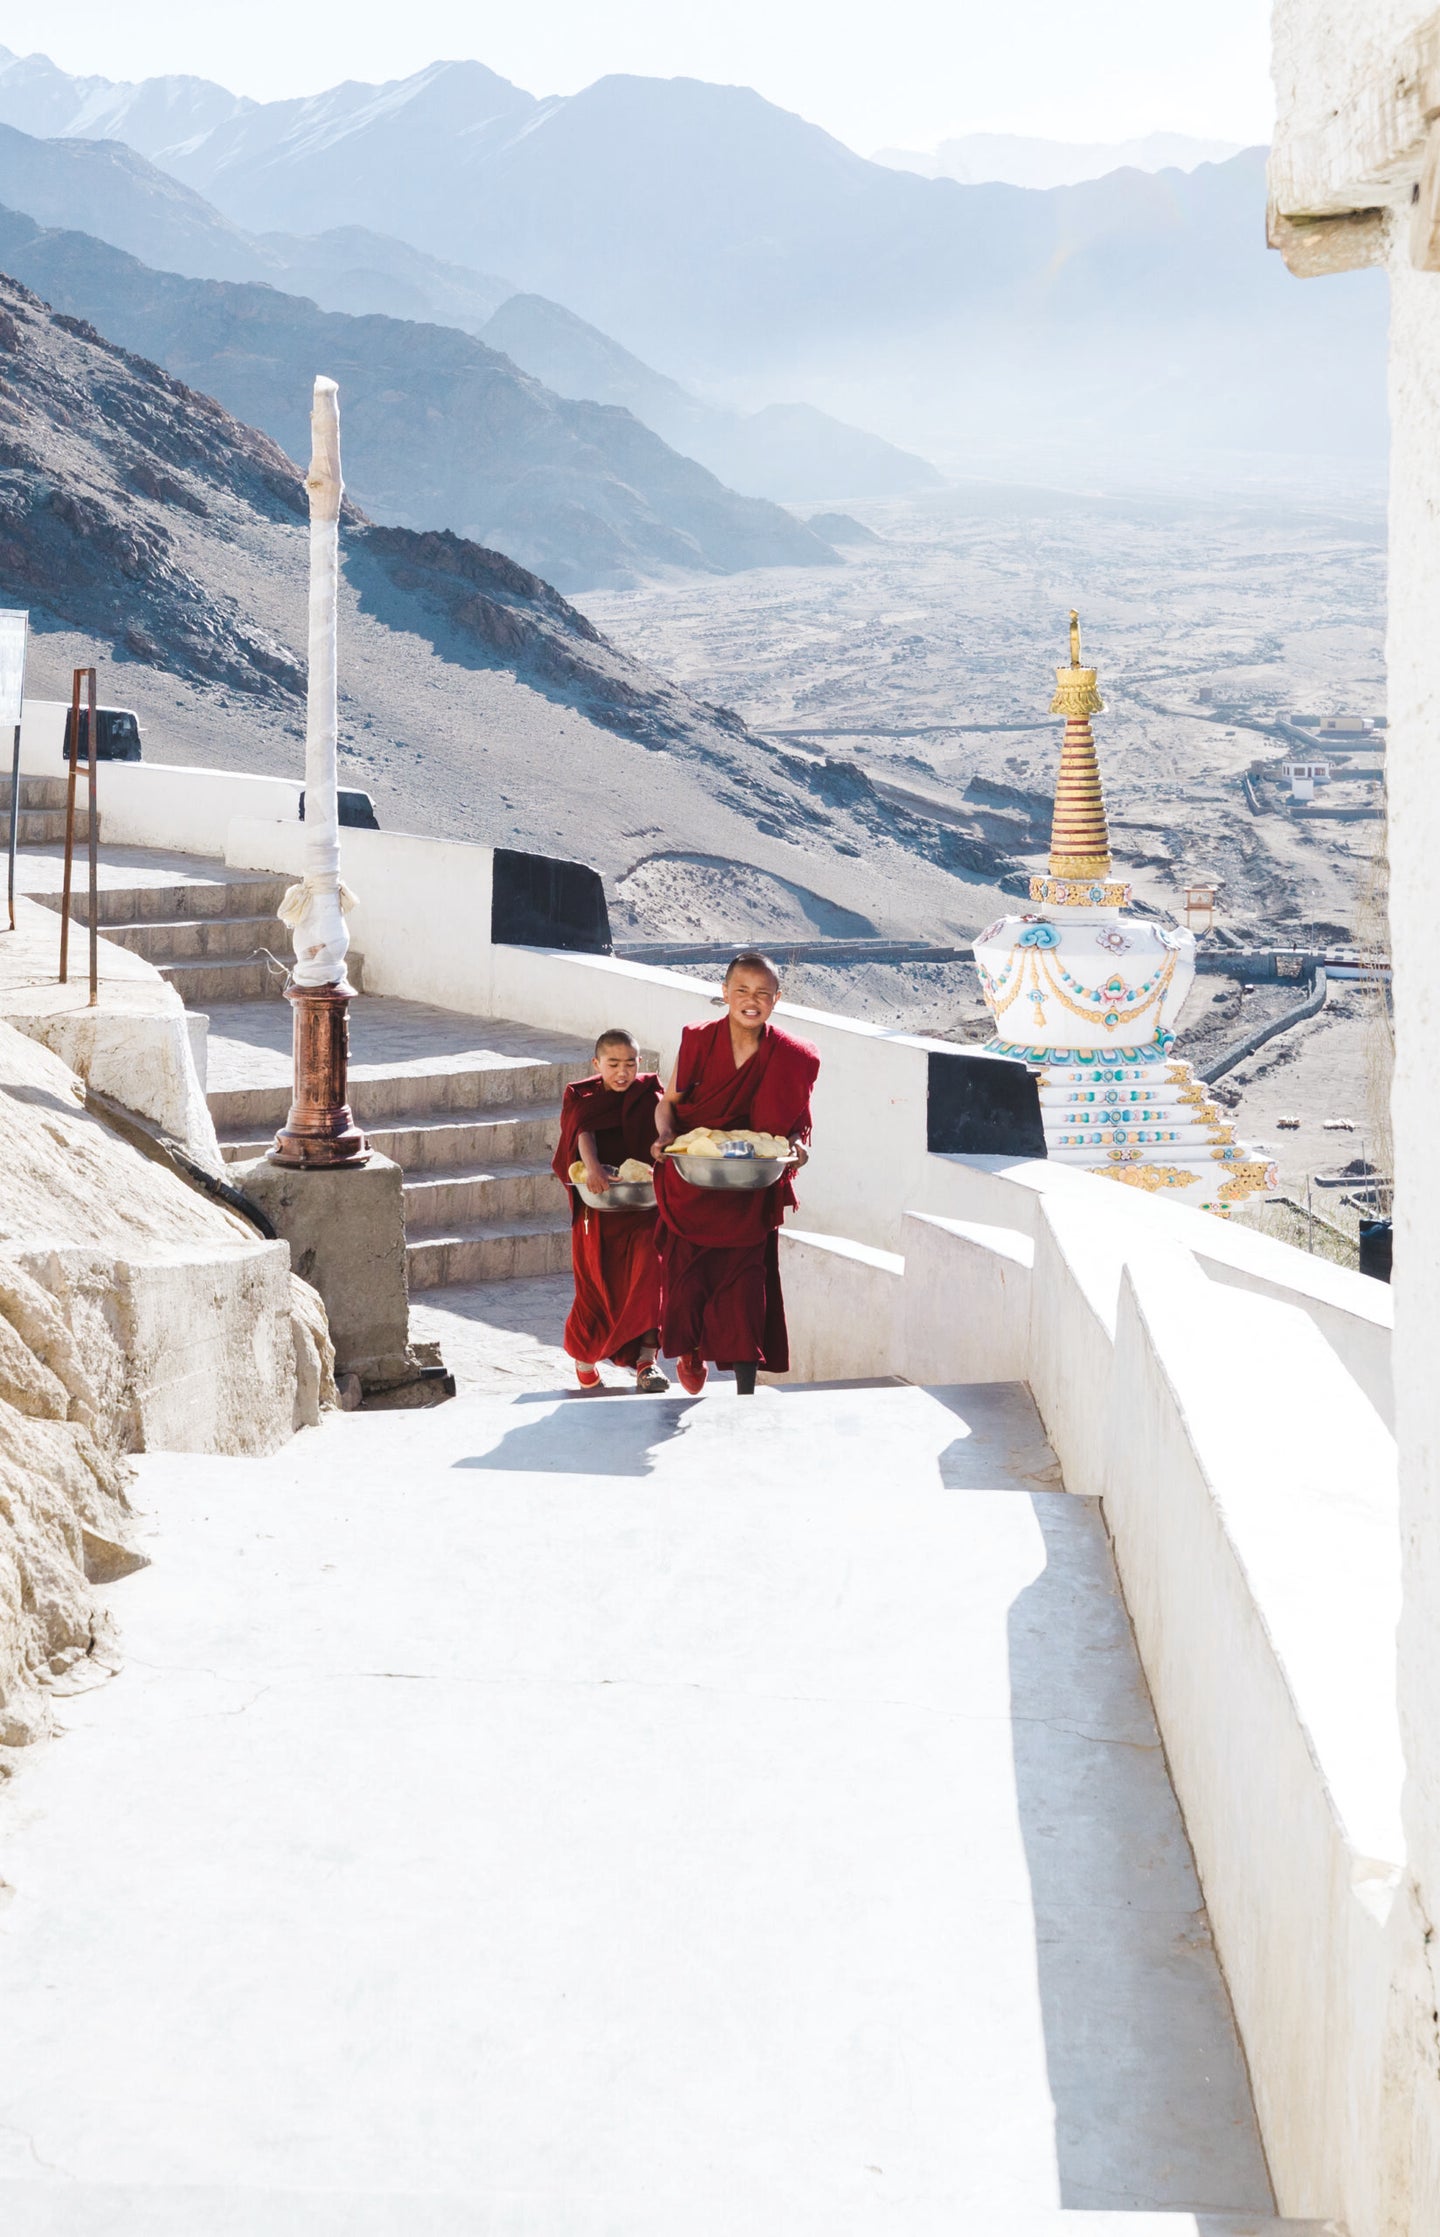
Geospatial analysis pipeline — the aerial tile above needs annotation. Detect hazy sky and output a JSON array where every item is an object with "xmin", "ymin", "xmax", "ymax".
[{"xmin": 12, "ymin": 2, "xmax": 1276, "ymax": 151}]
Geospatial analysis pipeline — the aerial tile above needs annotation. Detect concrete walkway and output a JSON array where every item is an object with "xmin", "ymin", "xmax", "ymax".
[{"xmin": 0, "ymin": 1327, "xmax": 1301, "ymax": 2235}]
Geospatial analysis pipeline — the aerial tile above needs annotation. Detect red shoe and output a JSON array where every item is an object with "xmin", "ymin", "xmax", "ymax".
[
  {"xmin": 677, "ymin": 1351, "xmax": 708, "ymax": 1395},
  {"xmin": 574, "ymin": 1364, "xmax": 602, "ymax": 1390}
]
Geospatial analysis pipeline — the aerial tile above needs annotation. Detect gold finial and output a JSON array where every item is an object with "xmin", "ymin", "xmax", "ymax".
[
  {"xmin": 1050, "ymin": 607, "xmax": 1104, "ymax": 719},
  {"xmin": 1046, "ymin": 609, "xmax": 1111, "ymax": 880}
]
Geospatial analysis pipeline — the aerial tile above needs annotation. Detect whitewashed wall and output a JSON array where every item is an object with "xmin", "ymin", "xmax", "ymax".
[
  {"xmin": 1271, "ymin": 5, "xmax": 1440, "ymax": 2229},
  {"xmin": 224, "ymin": 812, "xmax": 1011, "ymax": 1254},
  {"xmin": 64, "ymin": 749, "xmax": 1415, "ymax": 2218}
]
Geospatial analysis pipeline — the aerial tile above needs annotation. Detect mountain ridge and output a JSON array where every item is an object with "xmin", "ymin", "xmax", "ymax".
[
  {"xmin": 0, "ymin": 49, "xmax": 1387, "ymax": 475},
  {"xmin": 0, "ymin": 267, "xmax": 1019, "ymax": 941},
  {"xmin": 0, "ymin": 204, "xmax": 838, "ymax": 592}
]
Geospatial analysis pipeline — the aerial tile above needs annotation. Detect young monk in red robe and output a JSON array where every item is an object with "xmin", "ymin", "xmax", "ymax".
[
  {"xmin": 552, "ymin": 1030, "xmax": 668, "ymax": 1393},
  {"xmin": 651, "ymin": 952, "xmax": 820, "ymax": 1397}
]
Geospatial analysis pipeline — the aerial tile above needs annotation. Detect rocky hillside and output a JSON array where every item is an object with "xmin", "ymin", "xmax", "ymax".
[
  {"xmin": 1, "ymin": 275, "xmax": 1020, "ymax": 941},
  {"xmin": 0, "ymin": 205, "xmax": 835, "ymax": 593}
]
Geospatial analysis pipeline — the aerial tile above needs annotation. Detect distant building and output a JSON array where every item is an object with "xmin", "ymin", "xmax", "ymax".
[{"xmin": 1280, "ymin": 757, "xmax": 1332, "ymax": 800}]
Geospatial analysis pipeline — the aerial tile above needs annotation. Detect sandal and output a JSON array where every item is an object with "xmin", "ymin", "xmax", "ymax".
[
  {"xmin": 574, "ymin": 1364, "xmax": 602, "ymax": 1390},
  {"xmin": 677, "ymin": 1351, "xmax": 708, "ymax": 1395},
  {"xmin": 636, "ymin": 1361, "xmax": 669, "ymax": 1394}
]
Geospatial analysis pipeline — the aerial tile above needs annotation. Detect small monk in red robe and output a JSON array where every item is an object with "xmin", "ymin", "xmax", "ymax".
[
  {"xmin": 553, "ymin": 1030, "xmax": 668, "ymax": 1392},
  {"xmin": 652, "ymin": 952, "xmax": 820, "ymax": 1397}
]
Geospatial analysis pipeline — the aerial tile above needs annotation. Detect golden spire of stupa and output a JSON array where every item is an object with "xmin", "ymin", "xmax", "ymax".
[{"xmin": 1046, "ymin": 610, "xmax": 1112, "ymax": 880}]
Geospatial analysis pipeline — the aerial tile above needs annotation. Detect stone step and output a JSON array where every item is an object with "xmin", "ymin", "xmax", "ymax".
[
  {"xmin": 217, "ymin": 1101, "xmax": 564, "ymax": 1170},
  {"xmin": 402, "ymin": 1159, "xmax": 560, "ymax": 1230},
  {"xmin": 368, "ymin": 1101, "xmax": 562, "ymax": 1171},
  {"xmin": 103, "ymin": 913, "xmax": 284, "ymax": 964},
  {"xmin": 6, "ymin": 805, "xmax": 97, "ymax": 844},
  {"xmin": 0, "ymin": 774, "xmax": 72, "ymax": 810},
  {"xmin": 0, "ymin": 2181, "xmax": 1345, "ymax": 2235},
  {"xmin": 162, "ymin": 952, "xmax": 365, "ymax": 1008},
  {"xmin": 405, "ymin": 1209, "xmax": 572, "ymax": 1289},
  {"xmin": 29, "ymin": 873, "xmax": 290, "ymax": 927},
  {"xmin": 208, "ymin": 1053, "xmax": 577, "ymax": 1134}
]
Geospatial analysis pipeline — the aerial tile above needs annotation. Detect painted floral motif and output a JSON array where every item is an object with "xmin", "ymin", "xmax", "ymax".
[
  {"xmin": 1098, "ymin": 1164, "xmax": 1195, "ymax": 1192},
  {"xmin": 1016, "ymin": 922, "xmax": 1061, "ymax": 949},
  {"xmin": 1094, "ymin": 928, "xmax": 1132, "ymax": 955}
]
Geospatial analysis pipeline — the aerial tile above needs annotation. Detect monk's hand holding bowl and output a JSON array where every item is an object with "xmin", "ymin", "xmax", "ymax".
[
  {"xmin": 652, "ymin": 1103, "xmax": 678, "ymax": 1159},
  {"xmin": 582, "ymin": 1158, "xmax": 611, "ymax": 1196},
  {"xmin": 789, "ymin": 1137, "xmax": 809, "ymax": 1170}
]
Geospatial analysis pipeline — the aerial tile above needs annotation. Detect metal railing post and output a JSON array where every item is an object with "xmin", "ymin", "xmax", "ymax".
[
  {"xmin": 5, "ymin": 715, "xmax": 16, "ymax": 933},
  {"xmin": 58, "ymin": 667, "xmax": 81, "ymax": 982},
  {"xmin": 85, "ymin": 668, "xmax": 98, "ymax": 1004}
]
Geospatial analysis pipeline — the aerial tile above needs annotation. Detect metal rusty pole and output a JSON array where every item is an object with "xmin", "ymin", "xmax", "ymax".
[
  {"xmin": 57, "ymin": 667, "xmax": 92, "ymax": 984},
  {"xmin": 270, "ymin": 377, "xmax": 367, "ymax": 1168},
  {"xmin": 86, "ymin": 667, "xmax": 98, "ymax": 1004}
]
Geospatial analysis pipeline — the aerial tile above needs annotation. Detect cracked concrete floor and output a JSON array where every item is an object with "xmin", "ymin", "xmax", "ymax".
[{"xmin": 0, "ymin": 1373, "xmax": 1274, "ymax": 2233}]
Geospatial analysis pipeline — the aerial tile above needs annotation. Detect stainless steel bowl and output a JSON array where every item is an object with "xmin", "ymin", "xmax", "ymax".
[
  {"xmin": 667, "ymin": 1150, "xmax": 796, "ymax": 1191},
  {"xmin": 575, "ymin": 1173, "xmax": 656, "ymax": 1211}
]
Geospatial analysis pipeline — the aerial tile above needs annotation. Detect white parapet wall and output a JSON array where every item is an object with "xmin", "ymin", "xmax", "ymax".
[
  {"xmin": 79, "ymin": 754, "xmax": 1411, "ymax": 2220},
  {"xmin": 776, "ymin": 1153, "xmax": 1400, "ymax": 2235},
  {"xmin": 18, "ymin": 699, "xmax": 304, "ymax": 858},
  {"xmin": 224, "ymin": 812, "xmax": 1015, "ymax": 1254},
  {"xmin": 775, "ymin": 1230, "xmax": 903, "ymax": 1383}
]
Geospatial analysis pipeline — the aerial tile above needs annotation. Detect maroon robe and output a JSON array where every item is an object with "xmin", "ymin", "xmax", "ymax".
[
  {"xmin": 652, "ymin": 1018, "xmax": 820, "ymax": 1372},
  {"xmin": 552, "ymin": 1073, "xmax": 663, "ymax": 1366}
]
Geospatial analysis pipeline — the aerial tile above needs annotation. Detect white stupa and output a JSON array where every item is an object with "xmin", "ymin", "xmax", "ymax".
[{"xmin": 973, "ymin": 614, "xmax": 1275, "ymax": 1214}]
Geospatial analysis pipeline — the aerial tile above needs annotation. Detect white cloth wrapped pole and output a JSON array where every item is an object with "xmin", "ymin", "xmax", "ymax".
[{"xmin": 284, "ymin": 375, "xmax": 356, "ymax": 988}]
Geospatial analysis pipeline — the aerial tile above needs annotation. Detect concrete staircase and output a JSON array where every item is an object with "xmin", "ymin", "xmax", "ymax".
[
  {"xmin": 30, "ymin": 867, "xmax": 363, "ymax": 1008},
  {"xmin": 211, "ymin": 1047, "xmax": 574, "ymax": 1288},
  {"xmin": 0, "ymin": 772, "xmax": 97, "ymax": 845}
]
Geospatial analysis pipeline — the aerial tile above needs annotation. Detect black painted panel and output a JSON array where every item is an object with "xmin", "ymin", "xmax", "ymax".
[
  {"xmin": 927, "ymin": 1048, "xmax": 1046, "ymax": 1157},
  {"xmin": 491, "ymin": 847, "xmax": 612, "ymax": 954}
]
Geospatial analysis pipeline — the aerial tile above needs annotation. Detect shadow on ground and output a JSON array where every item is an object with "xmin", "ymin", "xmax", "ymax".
[
  {"xmin": 454, "ymin": 1394, "xmax": 697, "ymax": 1476},
  {"xmin": 1006, "ymin": 1491, "xmax": 1274, "ymax": 2213}
]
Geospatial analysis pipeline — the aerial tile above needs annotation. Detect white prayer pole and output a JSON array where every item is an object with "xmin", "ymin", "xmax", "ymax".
[{"xmin": 270, "ymin": 377, "xmax": 368, "ymax": 1167}]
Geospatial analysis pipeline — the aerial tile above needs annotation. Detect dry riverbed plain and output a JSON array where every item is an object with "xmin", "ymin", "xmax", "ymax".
[{"xmin": 584, "ymin": 481, "xmax": 1392, "ymax": 1214}]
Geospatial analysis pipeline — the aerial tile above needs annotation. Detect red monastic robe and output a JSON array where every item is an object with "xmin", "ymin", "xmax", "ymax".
[
  {"xmin": 552, "ymin": 1073, "xmax": 664, "ymax": 1366},
  {"xmin": 652, "ymin": 1018, "xmax": 820, "ymax": 1373}
]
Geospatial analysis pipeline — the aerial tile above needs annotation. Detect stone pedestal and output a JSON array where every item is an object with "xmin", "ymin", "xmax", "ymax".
[{"xmin": 229, "ymin": 1153, "xmax": 451, "ymax": 1405}]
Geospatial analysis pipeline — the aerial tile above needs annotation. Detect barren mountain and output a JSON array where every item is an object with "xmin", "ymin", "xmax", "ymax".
[
  {"xmin": 0, "ymin": 207, "xmax": 835, "ymax": 593},
  {"xmin": 0, "ymin": 54, "xmax": 1386, "ymax": 479},
  {"xmin": 0, "ymin": 119, "xmax": 922, "ymax": 507},
  {"xmin": 0, "ymin": 273, "xmax": 1019, "ymax": 943},
  {"xmin": 0, "ymin": 118, "xmax": 519, "ymax": 322}
]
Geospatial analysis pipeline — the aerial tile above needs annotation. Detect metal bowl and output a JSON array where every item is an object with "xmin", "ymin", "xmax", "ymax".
[
  {"xmin": 575, "ymin": 1172, "xmax": 656, "ymax": 1211},
  {"xmin": 666, "ymin": 1150, "xmax": 796, "ymax": 1191}
]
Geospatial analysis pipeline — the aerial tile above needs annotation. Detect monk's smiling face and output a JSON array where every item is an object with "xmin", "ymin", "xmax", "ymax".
[
  {"xmin": 723, "ymin": 966, "xmax": 780, "ymax": 1032},
  {"xmin": 594, "ymin": 1042, "xmax": 639, "ymax": 1089}
]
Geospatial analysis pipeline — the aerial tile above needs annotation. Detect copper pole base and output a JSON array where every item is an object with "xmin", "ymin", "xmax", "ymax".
[{"xmin": 269, "ymin": 979, "xmax": 370, "ymax": 1168}]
